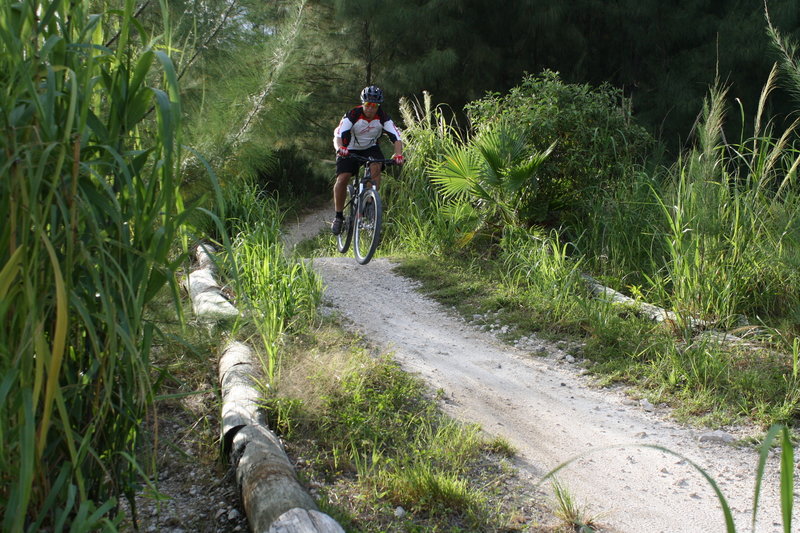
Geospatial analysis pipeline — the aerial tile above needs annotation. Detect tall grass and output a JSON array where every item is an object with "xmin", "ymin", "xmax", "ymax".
[
  {"xmin": 223, "ymin": 187, "xmax": 322, "ymax": 383},
  {"xmin": 382, "ymin": 92, "xmax": 464, "ymax": 255},
  {"xmin": 1, "ymin": 0, "xmax": 195, "ymax": 529},
  {"xmin": 499, "ymin": 226, "xmax": 585, "ymax": 324},
  {"xmin": 653, "ymin": 82, "xmax": 800, "ymax": 329},
  {"xmin": 576, "ymin": 76, "xmax": 800, "ymax": 336}
]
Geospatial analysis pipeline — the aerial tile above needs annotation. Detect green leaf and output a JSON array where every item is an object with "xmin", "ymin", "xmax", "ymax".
[
  {"xmin": 753, "ymin": 424, "xmax": 784, "ymax": 531},
  {"xmin": 505, "ymin": 141, "xmax": 555, "ymax": 193},
  {"xmin": 0, "ymin": 246, "xmax": 23, "ymax": 299},
  {"xmin": 130, "ymin": 50, "xmax": 154, "ymax": 95},
  {"xmin": 779, "ymin": 427, "xmax": 794, "ymax": 533},
  {"xmin": 430, "ymin": 148, "xmax": 482, "ymax": 200}
]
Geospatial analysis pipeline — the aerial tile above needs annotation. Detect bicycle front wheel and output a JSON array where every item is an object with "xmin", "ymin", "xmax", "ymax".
[
  {"xmin": 354, "ymin": 188, "xmax": 382, "ymax": 265},
  {"xmin": 336, "ymin": 185, "xmax": 356, "ymax": 253}
]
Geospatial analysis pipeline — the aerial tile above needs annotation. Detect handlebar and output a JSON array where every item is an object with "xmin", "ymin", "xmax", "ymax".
[{"xmin": 341, "ymin": 154, "xmax": 399, "ymax": 165}]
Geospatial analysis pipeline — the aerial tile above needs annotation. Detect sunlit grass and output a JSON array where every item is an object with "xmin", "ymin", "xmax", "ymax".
[
  {"xmin": 550, "ymin": 478, "xmax": 601, "ymax": 532},
  {"xmin": 258, "ymin": 322, "xmax": 533, "ymax": 531},
  {"xmin": 223, "ymin": 187, "xmax": 323, "ymax": 383}
]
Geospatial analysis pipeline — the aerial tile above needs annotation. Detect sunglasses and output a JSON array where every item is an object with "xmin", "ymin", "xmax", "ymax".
[{"xmin": 363, "ymin": 102, "xmax": 379, "ymax": 108}]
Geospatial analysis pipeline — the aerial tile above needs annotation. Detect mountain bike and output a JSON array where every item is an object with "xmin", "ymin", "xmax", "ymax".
[{"xmin": 336, "ymin": 154, "xmax": 396, "ymax": 265}]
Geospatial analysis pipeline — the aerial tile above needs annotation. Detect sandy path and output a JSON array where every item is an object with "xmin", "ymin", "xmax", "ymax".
[{"xmin": 284, "ymin": 210, "xmax": 796, "ymax": 533}]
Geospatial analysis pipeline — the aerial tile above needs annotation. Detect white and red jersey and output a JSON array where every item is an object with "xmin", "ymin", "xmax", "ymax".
[{"xmin": 334, "ymin": 105, "xmax": 402, "ymax": 150}]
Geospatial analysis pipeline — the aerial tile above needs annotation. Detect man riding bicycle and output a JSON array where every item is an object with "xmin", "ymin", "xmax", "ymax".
[{"xmin": 331, "ymin": 85, "xmax": 404, "ymax": 235}]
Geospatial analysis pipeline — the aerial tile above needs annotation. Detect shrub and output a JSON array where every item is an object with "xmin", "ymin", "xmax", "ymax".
[{"xmin": 465, "ymin": 70, "xmax": 654, "ymax": 225}]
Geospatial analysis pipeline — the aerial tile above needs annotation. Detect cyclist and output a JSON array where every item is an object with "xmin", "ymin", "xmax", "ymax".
[{"xmin": 331, "ymin": 85, "xmax": 404, "ymax": 235}]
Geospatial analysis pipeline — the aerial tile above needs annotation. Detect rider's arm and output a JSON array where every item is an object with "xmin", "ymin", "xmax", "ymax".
[
  {"xmin": 380, "ymin": 113, "xmax": 402, "ymax": 144},
  {"xmin": 333, "ymin": 134, "xmax": 345, "ymax": 151},
  {"xmin": 335, "ymin": 109, "xmax": 358, "ymax": 149},
  {"xmin": 333, "ymin": 118, "xmax": 352, "ymax": 156}
]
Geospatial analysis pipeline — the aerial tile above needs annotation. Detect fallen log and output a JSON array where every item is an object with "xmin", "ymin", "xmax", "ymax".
[
  {"xmin": 183, "ymin": 243, "xmax": 238, "ymax": 319},
  {"xmin": 268, "ymin": 508, "xmax": 345, "ymax": 533},
  {"xmin": 582, "ymin": 274, "xmax": 703, "ymax": 326},
  {"xmin": 219, "ymin": 341, "xmax": 266, "ymax": 453},
  {"xmin": 231, "ymin": 425, "xmax": 345, "ymax": 533},
  {"xmin": 582, "ymin": 275, "xmax": 765, "ymax": 348},
  {"xmin": 220, "ymin": 341, "xmax": 343, "ymax": 532}
]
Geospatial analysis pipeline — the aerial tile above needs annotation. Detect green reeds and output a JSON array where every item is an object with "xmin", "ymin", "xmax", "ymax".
[
  {"xmin": 654, "ymin": 80, "xmax": 800, "ymax": 330},
  {"xmin": 384, "ymin": 93, "xmax": 463, "ymax": 254},
  {"xmin": 225, "ymin": 190, "xmax": 322, "ymax": 383},
  {"xmin": 576, "ymin": 75, "xmax": 800, "ymax": 336},
  {"xmin": 2, "ymin": 0, "xmax": 193, "ymax": 528}
]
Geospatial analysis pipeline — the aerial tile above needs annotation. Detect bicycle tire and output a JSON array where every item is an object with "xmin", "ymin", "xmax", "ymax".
[
  {"xmin": 354, "ymin": 188, "xmax": 382, "ymax": 264},
  {"xmin": 336, "ymin": 185, "xmax": 356, "ymax": 253}
]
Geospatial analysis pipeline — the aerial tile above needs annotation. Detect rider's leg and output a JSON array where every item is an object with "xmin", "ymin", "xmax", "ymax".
[
  {"xmin": 368, "ymin": 162, "xmax": 382, "ymax": 188},
  {"xmin": 334, "ymin": 172, "xmax": 352, "ymax": 213},
  {"xmin": 331, "ymin": 172, "xmax": 352, "ymax": 234}
]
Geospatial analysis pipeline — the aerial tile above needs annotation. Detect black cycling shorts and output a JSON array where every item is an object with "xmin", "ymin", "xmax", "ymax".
[{"xmin": 336, "ymin": 145, "xmax": 385, "ymax": 175}]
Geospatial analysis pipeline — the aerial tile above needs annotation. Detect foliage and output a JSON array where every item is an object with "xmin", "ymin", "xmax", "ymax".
[
  {"xmin": 128, "ymin": 0, "xmax": 337, "ymax": 210},
  {"xmin": 223, "ymin": 188, "xmax": 323, "ymax": 382},
  {"xmin": 390, "ymin": 245, "xmax": 800, "ymax": 427},
  {"xmin": 498, "ymin": 226, "xmax": 585, "ymax": 322},
  {"xmin": 370, "ymin": 45, "xmax": 800, "ymax": 427},
  {"xmin": 310, "ymin": 2, "xmax": 800, "ymax": 151},
  {"xmin": 465, "ymin": 71, "xmax": 654, "ymax": 225},
  {"xmin": 379, "ymin": 93, "xmax": 464, "ymax": 256},
  {"xmin": 180, "ymin": 1, "xmax": 318, "ymax": 186},
  {"xmin": 575, "ymin": 73, "xmax": 800, "ymax": 333},
  {"xmin": 265, "ymin": 329, "xmax": 526, "ymax": 531},
  {"xmin": 1, "ymin": 0, "xmax": 198, "ymax": 528},
  {"xmin": 429, "ymin": 120, "xmax": 554, "ymax": 242}
]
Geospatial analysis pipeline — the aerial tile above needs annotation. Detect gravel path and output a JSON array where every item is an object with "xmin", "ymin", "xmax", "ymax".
[{"xmin": 288, "ymin": 207, "xmax": 796, "ymax": 533}]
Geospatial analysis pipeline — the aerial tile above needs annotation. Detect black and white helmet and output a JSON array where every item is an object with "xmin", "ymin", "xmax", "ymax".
[{"xmin": 360, "ymin": 85, "xmax": 384, "ymax": 104}]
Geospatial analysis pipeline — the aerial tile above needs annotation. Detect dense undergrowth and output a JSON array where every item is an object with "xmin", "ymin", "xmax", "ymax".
[
  {"xmin": 1, "ymin": 1, "xmax": 198, "ymax": 529},
  {"xmin": 4, "ymin": 0, "xmax": 798, "ymax": 530},
  {"xmin": 376, "ymin": 72, "xmax": 800, "ymax": 430}
]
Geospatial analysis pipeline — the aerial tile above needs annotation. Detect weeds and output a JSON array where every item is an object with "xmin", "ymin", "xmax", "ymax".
[
  {"xmin": 550, "ymin": 478, "xmax": 600, "ymax": 532},
  {"xmin": 1, "ymin": 0, "xmax": 199, "ymax": 528},
  {"xmin": 262, "ymin": 323, "xmax": 538, "ymax": 531},
  {"xmin": 223, "ymin": 188, "xmax": 323, "ymax": 384}
]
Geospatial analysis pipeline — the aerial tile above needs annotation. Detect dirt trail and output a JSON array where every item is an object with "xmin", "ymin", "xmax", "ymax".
[{"xmin": 284, "ymin": 209, "xmax": 796, "ymax": 533}]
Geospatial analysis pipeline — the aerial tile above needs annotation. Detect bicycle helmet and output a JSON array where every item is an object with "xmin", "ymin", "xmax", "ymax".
[{"xmin": 360, "ymin": 85, "xmax": 384, "ymax": 104}]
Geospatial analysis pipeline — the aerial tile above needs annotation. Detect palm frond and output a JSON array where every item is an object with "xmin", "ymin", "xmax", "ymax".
[
  {"xmin": 474, "ymin": 123, "xmax": 527, "ymax": 187},
  {"xmin": 430, "ymin": 147, "xmax": 483, "ymax": 200},
  {"xmin": 505, "ymin": 141, "xmax": 556, "ymax": 193}
]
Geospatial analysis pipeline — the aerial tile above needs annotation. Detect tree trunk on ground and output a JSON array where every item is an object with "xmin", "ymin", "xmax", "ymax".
[{"xmin": 220, "ymin": 341, "xmax": 344, "ymax": 533}]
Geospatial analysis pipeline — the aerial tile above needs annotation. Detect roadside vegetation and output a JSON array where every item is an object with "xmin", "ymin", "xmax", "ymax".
[
  {"xmin": 260, "ymin": 322, "xmax": 551, "ymax": 532},
  {"xmin": 376, "ymin": 69, "xmax": 800, "ymax": 431},
  {"xmin": 3, "ymin": 0, "xmax": 798, "ymax": 531},
  {"xmin": 1, "ymin": 0, "xmax": 199, "ymax": 529}
]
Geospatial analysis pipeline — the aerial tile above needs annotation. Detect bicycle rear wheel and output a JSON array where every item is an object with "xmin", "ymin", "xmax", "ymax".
[
  {"xmin": 354, "ymin": 188, "xmax": 382, "ymax": 265},
  {"xmin": 336, "ymin": 185, "xmax": 355, "ymax": 253}
]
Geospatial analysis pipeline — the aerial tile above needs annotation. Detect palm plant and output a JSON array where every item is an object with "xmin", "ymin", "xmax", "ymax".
[{"xmin": 429, "ymin": 121, "xmax": 554, "ymax": 245}]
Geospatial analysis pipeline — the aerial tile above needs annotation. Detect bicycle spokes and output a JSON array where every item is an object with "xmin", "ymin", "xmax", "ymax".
[{"xmin": 354, "ymin": 189, "xmax": 382, "ymax": 264}]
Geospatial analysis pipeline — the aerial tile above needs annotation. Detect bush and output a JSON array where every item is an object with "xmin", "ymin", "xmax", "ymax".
[{"xmin": 465, "ymin": 70, "xmax": 654, "ymax": 224}]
